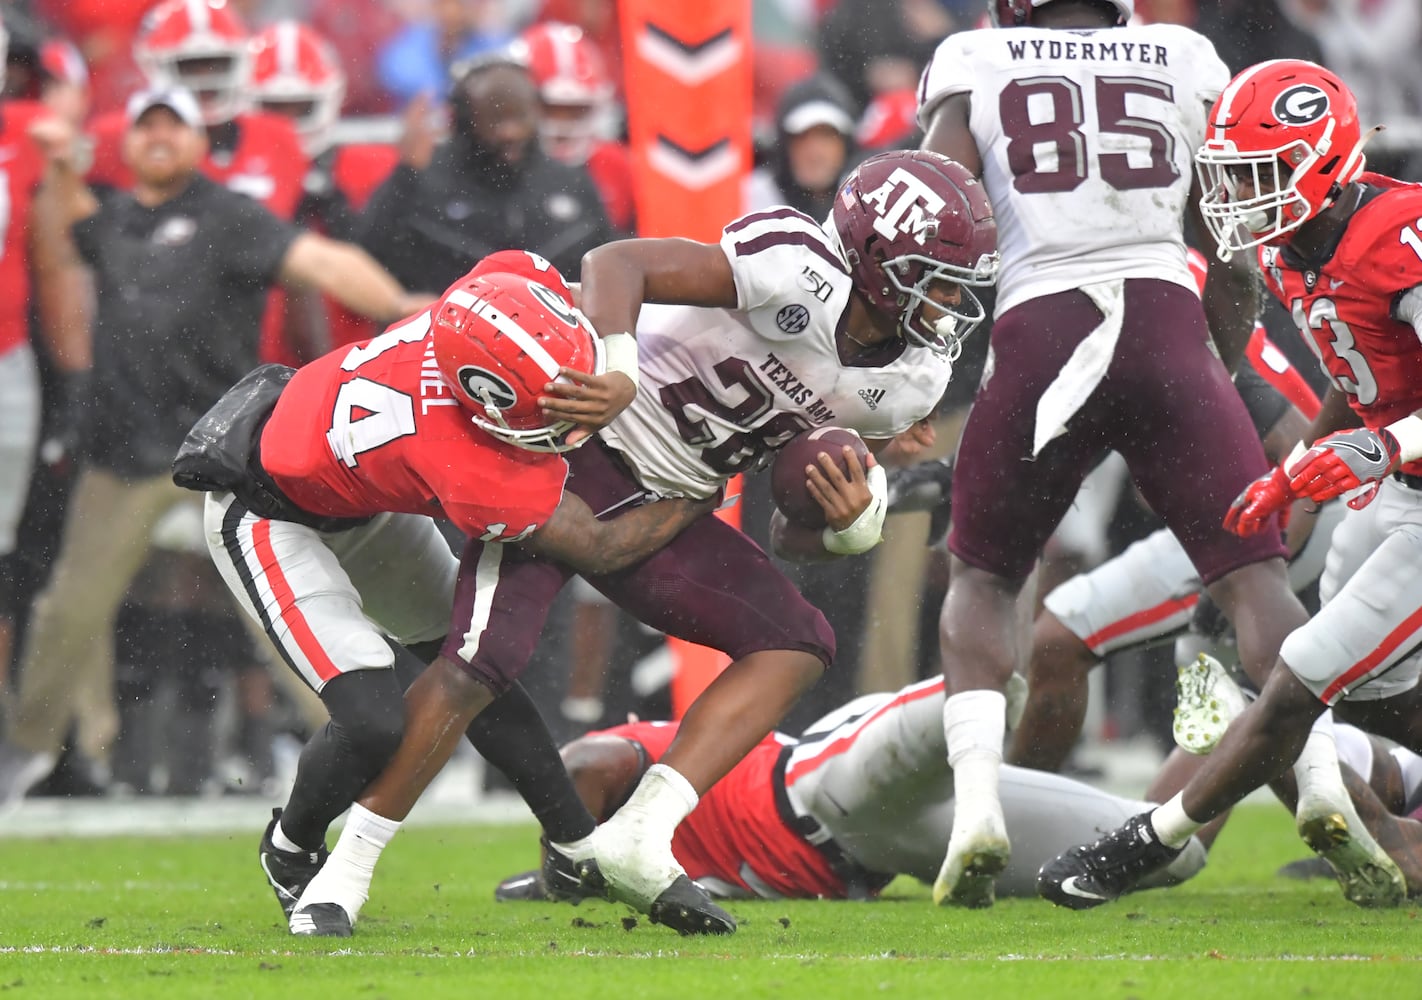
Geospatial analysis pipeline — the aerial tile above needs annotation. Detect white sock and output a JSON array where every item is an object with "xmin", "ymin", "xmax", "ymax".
[
  {"xmin": 272, "ymin": 821, "xmax": 305, "ymax": 855},
  {"xmin": 943, "ymin": 690, "xmax": 1006, "ymax": 825},
  {"xmin": 296, "ymin": 804, "xmax": 401, "ymax": 921},
  {"xmin": 1294, "ymin": 711, "xmax": 1348, "ymax": 811},
  {"xmin": 1150, "ymin": 792, "xmax": 1203, "ymax": 848},
  {"xmin": 605, "ymin": 763, "xmax": 698, "ymax": 843}
]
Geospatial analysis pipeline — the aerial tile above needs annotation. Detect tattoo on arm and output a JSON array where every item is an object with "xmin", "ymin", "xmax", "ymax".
[{"xmin": 522, "ymin": 492, "xmax": 708, "ymax": 575}]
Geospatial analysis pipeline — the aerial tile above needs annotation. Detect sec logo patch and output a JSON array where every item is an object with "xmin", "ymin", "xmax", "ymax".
[{"xmin": 776, "ymin": 304, "xmax": 810, "ymax": 334}]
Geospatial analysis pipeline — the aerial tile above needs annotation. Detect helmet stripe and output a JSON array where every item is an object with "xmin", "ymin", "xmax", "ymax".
[
  {"xmin": 1210, "ymin": 59, "xmax": 1289, "ymax": 138},
  {"xmin": 445, "ymin": 289, "xmax": 563, "ymax": 379},
  {"xmin": 187, "ymin": 0, "xmax": 211, "ymax": 34},
  {"xmin": 277, "ymin": 20, "xmax": 299, "ymax": 75}
]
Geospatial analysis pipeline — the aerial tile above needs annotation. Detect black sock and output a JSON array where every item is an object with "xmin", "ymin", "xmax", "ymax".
[
  {"xmin": 279, "ymin": 670, "xmax": 405, "ymax": 850},
  {"xmin": 466, "ymin": 682, "xmax": 596, "ymax": 843}
]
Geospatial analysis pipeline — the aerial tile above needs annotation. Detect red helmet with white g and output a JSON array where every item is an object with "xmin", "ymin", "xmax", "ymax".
[
  {"xmin": 831, "ymin": 150, "xmax": 999, "ymax": 359},
  {"xmin": 134, "ymin": 0, "xmax": 251, "ymax": 126},
  {"xmin": 1194, "ymin": 60, "xmax": 1369, "ymax": 259},
  {"xmin": 251, "ymin": 21, "xmax": 346, "ymax": 157},
  {"xmin": 513, "ymin": 22, "xmax": 614, "ymax": 164},
  {"xmin": 990, "ymin": 0, "xmax": 1132, "ymax": 27},
  {"xmin": 433, "ymin": 270, "xmax": 604, "ymax": 453}
]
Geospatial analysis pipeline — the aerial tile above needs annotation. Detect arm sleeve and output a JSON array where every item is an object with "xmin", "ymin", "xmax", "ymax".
[
  {"xmin": 224, "ymin": 192, "xmax": 301, "ymax": 286},
  {"xmin": 1394, "ymin": 285, "xmax": 1422, "ymax": 343}
]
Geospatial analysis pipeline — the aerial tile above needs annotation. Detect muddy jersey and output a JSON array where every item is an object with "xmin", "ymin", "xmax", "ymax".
[
  {"xmin": 259, "ymin": 310, "xmax": 568, "ymax": 541},
  {"xmin": 917, "ymin": 24, "xmax": 1229, "ymax": 313},
  {"xmin": 597, "ymin": 721, "xmax": 845, "ymax": 899},
  {"xmin": 1259, "ymin": 174, "xmax": 1422, "ymax": 477},
  {"xmin": 598, "ymin": 208, "xmax": 953, "ymax": 498}
]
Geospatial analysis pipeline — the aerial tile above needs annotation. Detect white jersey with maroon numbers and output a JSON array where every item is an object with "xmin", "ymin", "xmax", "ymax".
[
  {"xmin": 599, "ymin": 208, "xmax": 952, "ymax": 498},
  {"xmin": 917, "ymin": 24, "xmax": 1229, "ymax": 314}
]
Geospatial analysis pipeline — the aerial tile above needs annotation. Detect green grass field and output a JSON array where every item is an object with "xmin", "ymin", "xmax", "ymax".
[{"xmin": 0, "ymin": 804, "xmax": 1417, "ymax": 999}]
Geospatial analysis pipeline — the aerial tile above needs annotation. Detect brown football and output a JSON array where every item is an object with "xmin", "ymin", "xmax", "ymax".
[{"xmin": 771, "ymin": 427, "xmax": 871, "ymax": 530}]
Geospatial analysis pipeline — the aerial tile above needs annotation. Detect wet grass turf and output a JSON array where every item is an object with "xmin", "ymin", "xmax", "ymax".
[{"xmin": 0, "ymin": 804, "xmax": 1416, "ymax": 998}]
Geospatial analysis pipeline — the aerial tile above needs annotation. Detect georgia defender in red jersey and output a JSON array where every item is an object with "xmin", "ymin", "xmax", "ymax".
[
  {"xmin": 495, "ymin": 676, "xmax": 1216, "ymax": 902},
  {"xmin": 191, "ymin": 257, "xmax": 734, "ymax": 939},
  {"xmin": 1041, "ymin": 59, "xmax": 1422, "ymax": 912}
]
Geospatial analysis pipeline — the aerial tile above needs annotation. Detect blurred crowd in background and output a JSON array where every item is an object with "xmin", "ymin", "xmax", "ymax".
[{"xmin": 1, "ymin": 0, "xmax": 1419, "ymax": 804}]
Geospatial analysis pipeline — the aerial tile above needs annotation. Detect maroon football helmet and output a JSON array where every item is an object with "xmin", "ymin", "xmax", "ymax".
[
  {"xmin": 990, "ymin": 0, "xmax": 1132, "ymax": 27},
  {"xmin": 831, "ymin": 150, "xmax": 999, "ymax": 359}
]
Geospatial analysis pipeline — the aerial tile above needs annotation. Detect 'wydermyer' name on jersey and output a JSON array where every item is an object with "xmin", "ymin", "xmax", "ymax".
[
  {"xmin": 1005, "ymin": 36, "xmax": 1169, "ymax": 66},
  {"xmin": 760, "ymin": 352, "xmax": 837, "ymax": 424}
]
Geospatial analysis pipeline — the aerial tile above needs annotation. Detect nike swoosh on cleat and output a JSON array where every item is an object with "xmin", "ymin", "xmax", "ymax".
[{"xmin": 1058, "ymin": 876, "xmax": 1108, "ymax": 901}]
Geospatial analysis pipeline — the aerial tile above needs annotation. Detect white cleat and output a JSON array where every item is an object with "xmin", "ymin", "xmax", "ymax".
[
  {"xmin": 1296, "ymin": 792, "xmax": 1406, "ymax": 909},
  {"xmin": 1172, "ymin": 653, "xmax": 1248, "ymax": 755},
  {"xmin": 933, "ymin": 811, "xmax": 1010, "ymax": 909}
]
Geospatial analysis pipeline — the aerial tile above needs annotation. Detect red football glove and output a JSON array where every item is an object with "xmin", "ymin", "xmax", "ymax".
[
  {"xmin": 1286, "ymin": 427, "xmax": 1401, "ymax": 508},
  {"xmin": 1223, "ymin": 465, "xmax": 1294, "ymax": 537}
]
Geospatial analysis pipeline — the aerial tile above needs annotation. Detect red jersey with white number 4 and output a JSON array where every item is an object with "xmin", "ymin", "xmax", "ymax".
[
  {"xmin": 1258, "ymin": 173, "xmax": 1422, "ymax": 476},
  {"xmin": 597, "ymin": 721, "xmax": 844, "ymax": 899},
  {"xmin": 259, "ymin": 311, "xmax": 569, "ymax": 542},
  {"xmin": 0, "ymin": 101, "xmax": 49, "ymax": 357}
]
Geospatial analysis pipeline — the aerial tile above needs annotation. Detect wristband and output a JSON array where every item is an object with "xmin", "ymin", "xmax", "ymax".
[
  {"xmin": 1385, "ymin": 415, "xmax": 1422, "ymax": 464},
  {"xmin": 821, "ymin": 463, "xmax": 888, "ymax": 555},
  {"xmin": 601, "ymin": 332, "xmax": 639, "ymax": 389}
]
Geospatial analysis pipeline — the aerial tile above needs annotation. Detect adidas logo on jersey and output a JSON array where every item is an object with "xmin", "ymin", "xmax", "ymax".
[{"xmin": 859, "ymin": 387, "xmax": 886, "ymax": 410}]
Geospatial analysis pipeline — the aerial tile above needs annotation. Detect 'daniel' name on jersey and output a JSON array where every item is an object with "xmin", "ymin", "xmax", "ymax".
[{"xmin": 1004, "ymin": 36, "xmax": 1169, "ymax": 66}]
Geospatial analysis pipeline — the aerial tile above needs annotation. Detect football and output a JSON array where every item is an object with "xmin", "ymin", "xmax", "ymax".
[{"xmin": 771, "ymin": 427, "xmax": 872, "ymax": 530}]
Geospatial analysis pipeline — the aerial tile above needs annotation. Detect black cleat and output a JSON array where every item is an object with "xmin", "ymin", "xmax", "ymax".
[
  {"xmin": 495, "ymin": 869, "xmax": 550, "ymax": 902},
  {"xmin": 1038, "ymin": 812, "xmax": 1183, "ymax": 911},
  {"xmin": 288, "ymin": 901, "xmax": 352, "ymax": 937},
  {"xmin": 646, "ymin": 875, "xmax": 737, "ymax": 936},
  {"xmin": 259, "ymin": 808, "xmax": 328, "ymax": 920},
  {"xmin": 885, "ymin": 458, "xmax": 954, "ymax": 547},
  {"xmin": 542, "ymin": 839, "xmax": 597, "ymax": 902}
]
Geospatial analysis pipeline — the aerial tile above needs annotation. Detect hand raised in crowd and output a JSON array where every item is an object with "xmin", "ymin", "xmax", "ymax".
[
  {"xmin": 399, "ymin": 92, "xmax": 441, "ymax": 171},
  {"xmin": 27, "ymin": 114, "xmax": 78, "ymax": 169},
  {"xmin": 539, "ymin": 366, "xmax": 638, "ymax": 447}
]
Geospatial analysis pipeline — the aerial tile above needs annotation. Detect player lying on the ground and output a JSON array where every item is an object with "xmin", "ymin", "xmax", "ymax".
[
  {"xmin": 494, "ymin": 676, "xmax": 1208, "ymax": 903},
  {"xmin": 1039, "ymin": 59, "xmax": 1422, "ymax": 911}
]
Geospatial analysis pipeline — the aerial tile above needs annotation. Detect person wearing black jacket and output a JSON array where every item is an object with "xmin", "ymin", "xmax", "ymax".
[{"xmin": 357, "ymin": 53, "xmax": 615, "ymax": 291}]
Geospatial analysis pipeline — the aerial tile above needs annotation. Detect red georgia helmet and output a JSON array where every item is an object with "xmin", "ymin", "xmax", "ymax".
[
  {"xmin": 990, "ymin": 0, "xmax": 1132, "ymax": 26},
  {"xmin": 512, "ymin": 22, "xmax": 614, "ymax": 164},
  {"xmin": 1195, "ymin": 59, "xmax": 1368, "ymax": 259},
  {"xmin": 135, "ymin": 0, "xmax": 251, "ymax": 126},
  {"xmin": 831, "ymin": 150, "xmax": 999, "ymax": 360},
  {"xmin": 251, "ymin": 21, "xmax": 346, "ymax": 157},
  {"xmin": 467, "ymin": 249, "xmax": 575, "ymax": 308},
  {"xmin": 433, "ymin": 270, "xmax": 604, "ymax": 453}
]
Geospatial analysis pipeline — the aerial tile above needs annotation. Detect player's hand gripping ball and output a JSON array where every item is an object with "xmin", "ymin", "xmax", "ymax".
[{"xmin": 772, "ymin": 427, "xmax": 872, "ymax": 530}]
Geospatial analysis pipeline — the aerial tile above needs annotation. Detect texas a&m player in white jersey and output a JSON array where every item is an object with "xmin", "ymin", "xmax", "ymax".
[
  {"xmin": 915, "ymin": 0, "xmax": 1323, "ymax": 909},
  {"xmin": 287, "ymin": 149, "xmax": 1001, "ymax": 931}
]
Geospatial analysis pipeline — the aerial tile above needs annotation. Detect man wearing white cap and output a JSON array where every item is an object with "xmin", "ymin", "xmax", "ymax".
[{"xmin": 0, "ymin": 86, "xmax": 431, "ymax": 806}]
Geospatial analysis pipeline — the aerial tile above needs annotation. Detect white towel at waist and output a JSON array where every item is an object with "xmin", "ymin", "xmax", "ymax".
[{"xmin": 1032, "ymin": 279, "xmax": 1126, "ymax": 457}]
